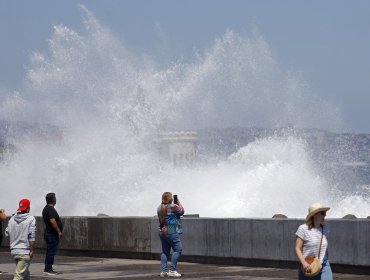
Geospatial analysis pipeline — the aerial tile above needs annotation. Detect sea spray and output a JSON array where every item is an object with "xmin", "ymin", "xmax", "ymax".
[{"xmin": 0, "ymin": 6, "xmax": 368, "ymax": 217}]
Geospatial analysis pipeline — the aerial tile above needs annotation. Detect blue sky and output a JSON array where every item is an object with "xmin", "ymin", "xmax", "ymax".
[{"xmin": 1, "ymin": 0, "xmax": 370, "ymax": 132}]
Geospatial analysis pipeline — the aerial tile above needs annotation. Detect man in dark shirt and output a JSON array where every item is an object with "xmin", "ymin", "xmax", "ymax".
[{"xmin": 42, "ymin": 193, "xmax": 63, "ymax": 275}]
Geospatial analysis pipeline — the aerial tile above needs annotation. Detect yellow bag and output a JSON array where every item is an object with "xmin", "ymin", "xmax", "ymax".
[
  {"xmin": 301, "ymin": 226, "xmax": 324, "ymax": 277},
  {"xmin": 301, "ymin": 255, "xmax": 321, "ymax": 277}
]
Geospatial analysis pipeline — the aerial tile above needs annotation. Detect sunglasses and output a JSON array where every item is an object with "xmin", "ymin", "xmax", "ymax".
[{"xmin": 319, "ymin": 211, "xmax": 326, "ymax": 216}]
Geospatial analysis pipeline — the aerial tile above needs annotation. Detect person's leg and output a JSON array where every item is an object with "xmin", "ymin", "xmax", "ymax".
[
  {"xmin": 298, "ymin": 267, "xmax": 305, "ymax": 280},
  {"xmin": 13, "ymin": 255, "xmax": 31, "ymax": 280},
  {"xmin": 44, "ymin": 233, "xmax": 59, "ymax": 272},
  {"xmin": 0, "ymin": 226, "xmax": 2, "ymax": 248},
  {"xmin": 168, "ymin": 233, "xmax": 183, "ymax": 272},
  {"xmin": 160, "ymin": 235, "xmax": 171, "ymax": 272},
  {"xmin": 320, "ymin": 260, "xmax": 333, "ymax": 280},
  {"xmin": 0, "ymin": 228, "xmax": 3, "ymax": 274},
  {"xmin": 13, "ymin": 256, "xmax": 20, "ymax": 280},
  {"xmin": 48, "ymin": 233, "xmax": 59, "ymax": 271}
]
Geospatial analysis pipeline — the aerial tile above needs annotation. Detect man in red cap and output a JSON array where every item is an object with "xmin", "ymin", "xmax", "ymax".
[{"xmin": 5, "ymin": 199, "xmax": 36, "ymax": 280}]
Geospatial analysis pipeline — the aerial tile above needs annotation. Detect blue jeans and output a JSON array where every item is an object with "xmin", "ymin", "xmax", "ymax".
[
  {"xmin": 44, "ymin": 232, "xmax": 59, "ymax": 271},
  {"xmin": 299, "ymin": 260, "xmax": 333, "ymax": 280},
  {"xmin": 159, "ymin": 233, "xmax": 183, "ymax": 272}
]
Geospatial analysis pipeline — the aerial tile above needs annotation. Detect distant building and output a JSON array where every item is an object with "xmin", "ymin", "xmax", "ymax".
[{"xmin": 157, "ymin": 131, "xmax": 197, "ymax": 166}]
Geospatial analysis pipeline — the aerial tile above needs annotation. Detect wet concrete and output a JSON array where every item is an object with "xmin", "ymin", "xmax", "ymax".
[{"xmin": 0, "ymin": 252, "xmax": 369, "ymax": 279}]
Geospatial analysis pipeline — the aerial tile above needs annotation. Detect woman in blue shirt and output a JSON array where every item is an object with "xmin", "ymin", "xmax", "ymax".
[{"xmin": 157, "ymin": 192, "xmax": 184, "ymax": 278}]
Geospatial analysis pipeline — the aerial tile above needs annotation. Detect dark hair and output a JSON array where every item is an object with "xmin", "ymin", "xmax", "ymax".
[{"xmin": 45, "ymin": 193, "xmax": 56, "ymax": 204}]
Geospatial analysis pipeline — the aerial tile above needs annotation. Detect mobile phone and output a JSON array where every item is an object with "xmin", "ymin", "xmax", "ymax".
[{"xmin": 174, "ymin": 195, "xmax": 178, "ymax": 204}]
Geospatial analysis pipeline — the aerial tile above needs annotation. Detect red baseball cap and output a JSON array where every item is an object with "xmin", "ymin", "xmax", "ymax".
[{"xmin": 17, "ymin": 198, "xmax": 30, "ymax": 212}]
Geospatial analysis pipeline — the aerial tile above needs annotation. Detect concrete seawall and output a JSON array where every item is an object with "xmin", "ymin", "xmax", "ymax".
[{"xmin": 1, "ymin": 217, "xmax": 369, "ymax": 274}]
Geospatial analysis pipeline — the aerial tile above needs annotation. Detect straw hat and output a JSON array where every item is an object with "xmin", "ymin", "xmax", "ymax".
[{"xmin": 306, "ymin": 202, "xmax": 330, "ymax": 222}]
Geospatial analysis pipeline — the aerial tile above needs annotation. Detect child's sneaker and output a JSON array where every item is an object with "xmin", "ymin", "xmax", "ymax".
[
  {"xmin": 160, "ymin": 271, "xmax": 168, "ymax": 277},
  {"xmin": 168, "ymin": 270, "xmax": 182, "ymax": 277}
]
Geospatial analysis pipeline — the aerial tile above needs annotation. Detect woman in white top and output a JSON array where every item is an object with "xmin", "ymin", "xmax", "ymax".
[{"xmin": 295, "ymin": 202, "xmax": 333, "ymax": 280}]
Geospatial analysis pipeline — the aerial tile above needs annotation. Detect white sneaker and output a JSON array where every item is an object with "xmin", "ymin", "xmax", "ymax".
[
  {"xmin": 160, "ymin": 271, "xmax": 168, "ymax": 278},
  {"xmin": 168, "ymin": 270, "xmax": 182, "ymax": 277}
]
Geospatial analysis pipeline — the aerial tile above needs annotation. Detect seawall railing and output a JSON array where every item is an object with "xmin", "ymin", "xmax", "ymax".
[{"xmin": 1, "ymin": 217, "xmax": 369, "ymax": 274}]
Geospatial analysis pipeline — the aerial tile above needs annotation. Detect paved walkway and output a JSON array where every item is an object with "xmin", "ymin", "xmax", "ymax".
[{"xmin": 0, "ymin": 252, "xmax": 369, "ymax": 279}]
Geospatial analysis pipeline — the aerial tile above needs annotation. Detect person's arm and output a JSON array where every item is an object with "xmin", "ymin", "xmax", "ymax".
[
  {"xmin": 295, "ymin": 236, "xmax": 311, "ymax": 273},
  {"xmin": 29, "ymin": 240, "xmax": 35, "ymax": 258},
  {"xmin": 50, "ymin": 218, "xmax": 63, "ymax": 239},
  {"xmin": 0, "ymin": 209, "xmax": 6, "ymax": 221},
  {"xmin": 4, "ymin": 214, "xmax": 11, "ymax": 237},
  {"xmin": 173, "ymin": 200, "xmax": 184, "ymax": 216},
  {"xmin": 4, "ymin": 225, "xmax": 9, "ymax": 237},
  {"xmin": 28, "ymin": 216, "xmax": 36, "ymax": 258}
]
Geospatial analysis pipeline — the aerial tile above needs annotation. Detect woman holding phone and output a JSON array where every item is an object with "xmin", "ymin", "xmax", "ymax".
[{"xmin": 157, "ymin": 192, "xmax": 184, "ymax": 278}]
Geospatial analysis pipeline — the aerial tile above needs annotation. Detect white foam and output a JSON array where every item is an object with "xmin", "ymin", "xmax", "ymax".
[{"xmin": 0, "ymin": 6, "xmax": 368, "ymax": 218}]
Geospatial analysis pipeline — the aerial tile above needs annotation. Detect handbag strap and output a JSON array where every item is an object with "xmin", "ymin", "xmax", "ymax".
[{"xmin": 317, "ymin": 225, "xmax": 324, "ymax": 258}]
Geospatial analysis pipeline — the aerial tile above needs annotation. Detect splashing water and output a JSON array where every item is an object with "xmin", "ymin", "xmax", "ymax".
[{"xmin": 0, "ymin": 6, "xmax": 368, "ymax": 218}]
